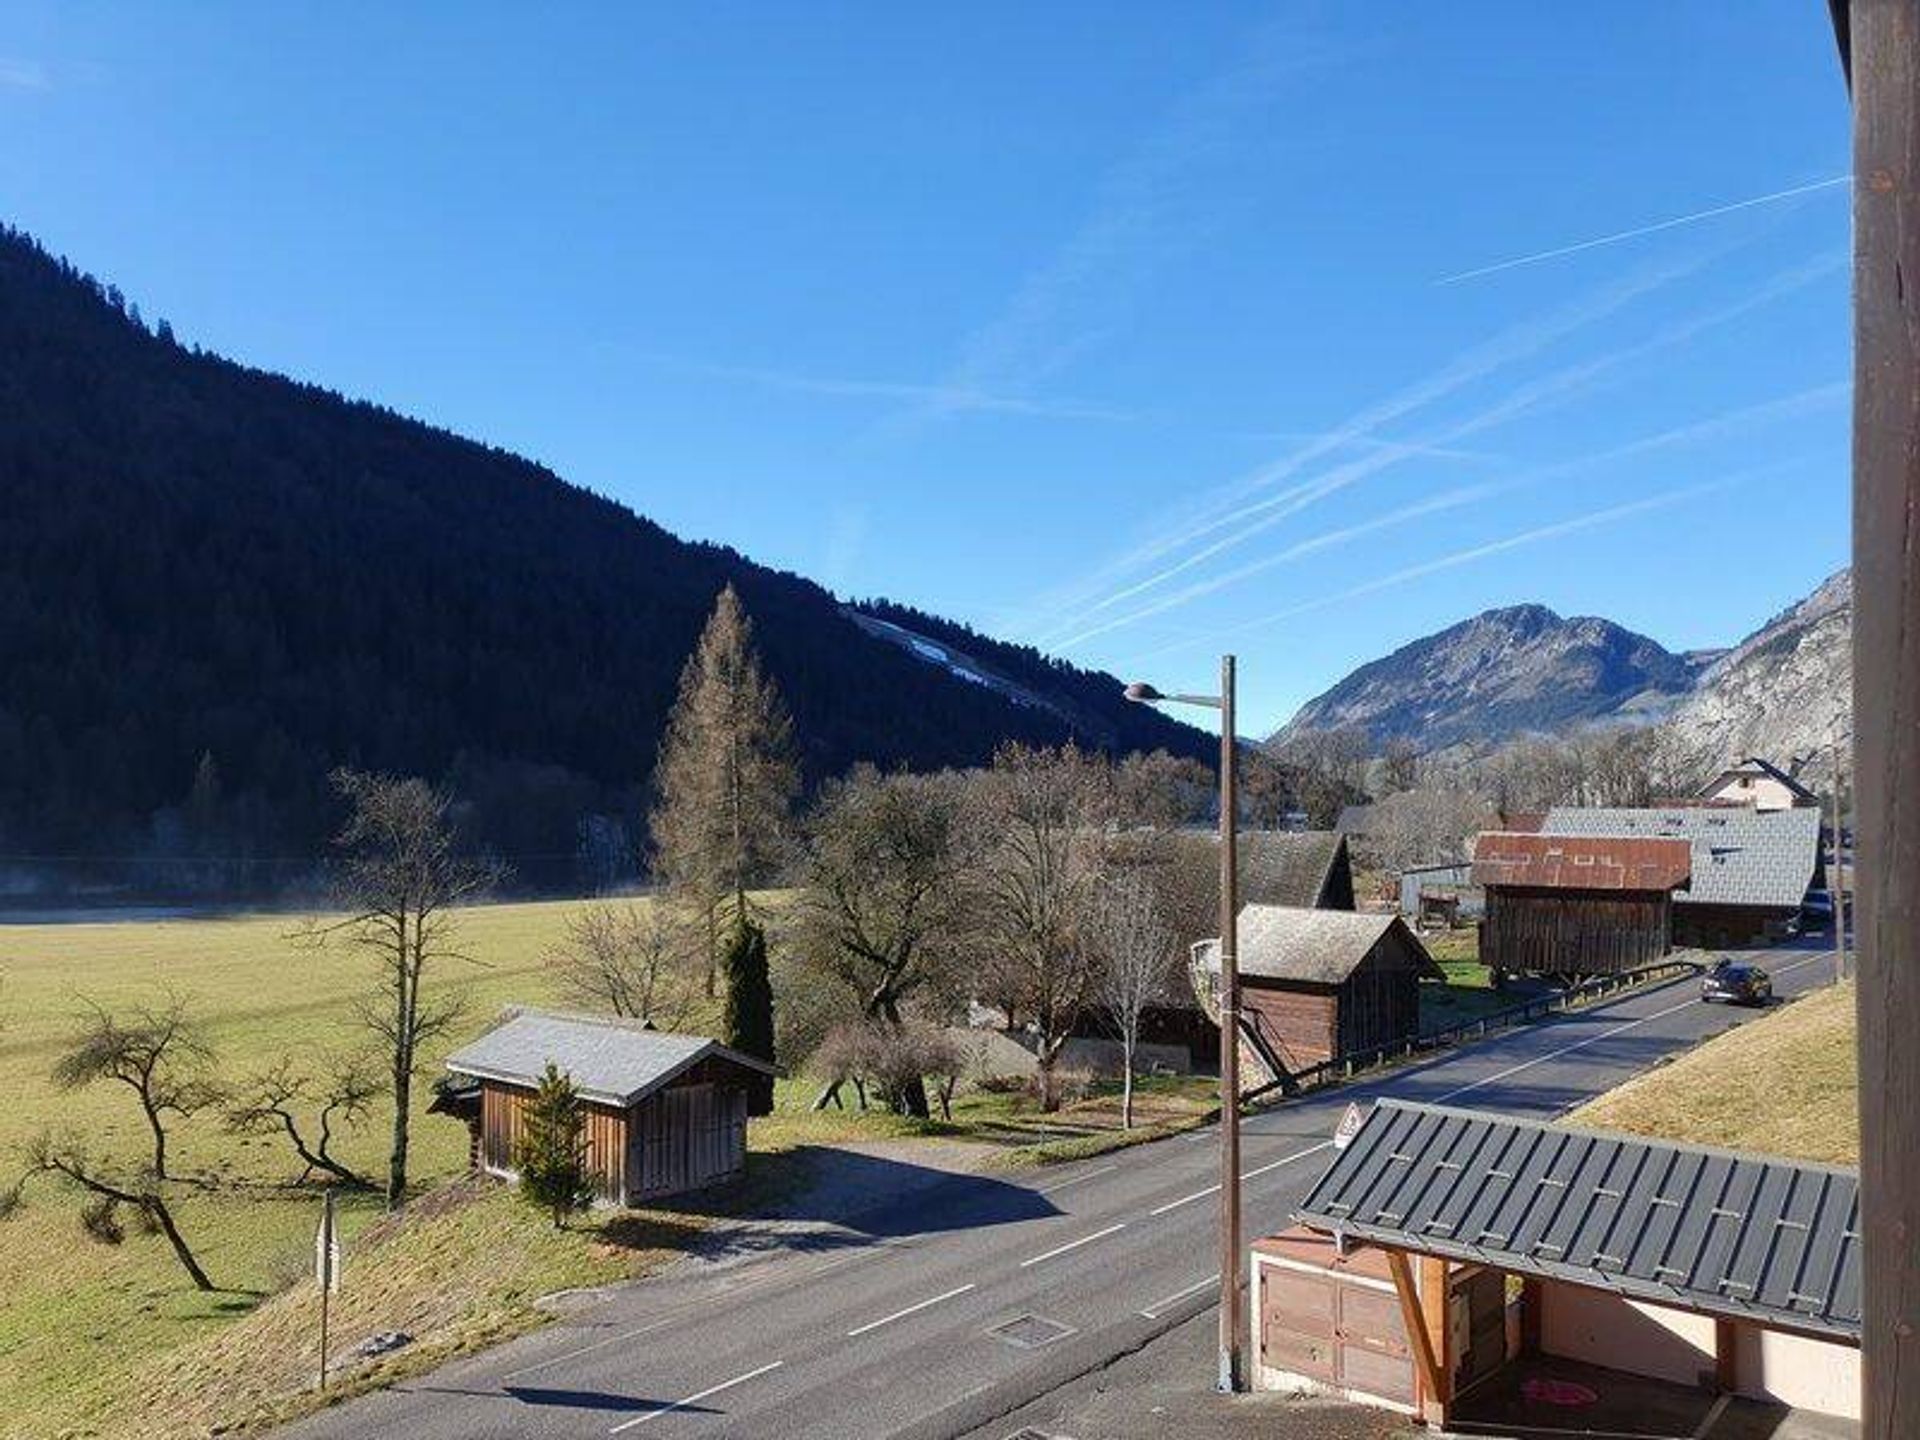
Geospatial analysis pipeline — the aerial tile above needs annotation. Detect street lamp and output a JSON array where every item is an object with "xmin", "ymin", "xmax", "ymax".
[{"xmin": 1126, "ymin": 655, "xmax": 1242, "ymax": 1393}]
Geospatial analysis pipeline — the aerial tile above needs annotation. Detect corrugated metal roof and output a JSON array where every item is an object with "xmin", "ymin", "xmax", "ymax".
[
  {"xmin": 1296, "ymin": 1100, "xmax": 1861, "ymax": 1341},
  {"xmin": 1197, "ymin": 905, "xmax": 1442, "ymax": 985},
  {"xmin": 444, "ymin": 1009, "xmax": 774, "ymax": 1107},
  {"xmin": 1538, "ymin": 806, "xmax": 1820, "ymax": 910},
  {"xmin": 1471, "ymin": 832, "xmax": 1693, "ymax": 892}
]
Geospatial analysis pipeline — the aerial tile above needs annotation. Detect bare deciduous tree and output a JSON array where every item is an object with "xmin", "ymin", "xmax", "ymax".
[
  {"xmin": 308, "ymin": 768, "xmax": 502, "ymax": 1210},
  {"xmin": 225, "ymin": 1052, "xmax": 379, "ymax": 1187},
  {"xmin": 794, "ymin": 766, "xmax": 973, "ymax": 1116},
  {"xmin": 545, "ymin": 902, "xmax": 697, "ymax": 1028},
  {"xmin": 52, "ymin": 996, "xmax": 221, "ymax": 1182},
  {"xmin": 2, "ymin": 1133, "xmax": 214, "ymax": 1291},
  {"xmin": 968, "ymin": 743, "xmax": 1112, "ymax": 1112},
  {"xmin": 1093, "ymin": 875, "xmax": 1175, "ymax": 1129},
  {"xmin": 1114, "ymin": 749, "xmax": 1212, "ymax": 830},
  {"xmin": 649, "ymin": 584, "xmax": 799, "ymax": 995}
]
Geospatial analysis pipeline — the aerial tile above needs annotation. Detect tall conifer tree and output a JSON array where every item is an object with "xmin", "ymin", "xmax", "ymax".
[{"xmin": 650, "ymin": 585, "xmax": 799, "ymax": 992}]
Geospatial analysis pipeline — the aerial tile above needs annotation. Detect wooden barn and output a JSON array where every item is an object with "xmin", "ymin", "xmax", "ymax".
[
  {"xmin": 1196, "ymin": 906, "xmax": 1443, "ymax": 1078},
  {"xmin": 1472, "ymin": 832, "xmax": 1694, "ymax": 979},
  {"xmin": 1535, "ymin": 806, "xmax": 1823, "ymax": 949},
  {"xmin": 434, "ymin": 1010, "xmax": 776, "ymax": 1206}
]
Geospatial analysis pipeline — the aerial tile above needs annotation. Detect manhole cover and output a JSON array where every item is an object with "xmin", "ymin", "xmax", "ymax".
[{"xmin": 989, "ymin": 1314, "xmax": 1077, "ymax": 1349}]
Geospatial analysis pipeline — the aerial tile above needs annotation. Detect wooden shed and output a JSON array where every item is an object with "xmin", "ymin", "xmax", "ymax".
[
  {"xmin": 1472, "ymin": 832, "xmax": 1694, "ymax": 979},
  {"xmin": 437, "ymin": 1010, "xmax": 776, "ymax": 1206},
  {"xmin": 1197, "ymin": 906, "xmax": 1443, "ymax": 1078}
]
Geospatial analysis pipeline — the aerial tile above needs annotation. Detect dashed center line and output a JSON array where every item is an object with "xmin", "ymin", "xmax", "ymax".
[
  {"xmin": 1033, "ymin": 1163, "xmax": 1118, "ymax": 1195},
  {"xmin": 608, "ymin": 1360, "xmax": 785, "ymax": 1433},
  {"xmin": 1148, "ymin": 1141, "xmax": 1333, "ymax": 1215},
  {"xmin": 1019, "ymin": 1222, "xmax": 1126, "ymax": 1268},
  {"xmin": 846, "ymin": 1283, "xmax": 976, "ymax": 1337}
]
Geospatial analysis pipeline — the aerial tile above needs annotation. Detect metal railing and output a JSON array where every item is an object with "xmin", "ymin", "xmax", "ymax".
[{"xmin": 1241, "ymin": 956, "xmax": 1705, "ymax": 1104}]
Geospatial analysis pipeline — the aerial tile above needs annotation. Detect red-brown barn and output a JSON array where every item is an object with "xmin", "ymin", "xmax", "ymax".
[
  {"xmin": 1472, "ymin": 832, "xmax": 1694, "ymax": 979},
  {"xmin": 435, "ymin": 1009, "xmax": 776, "ymax": 1206}
]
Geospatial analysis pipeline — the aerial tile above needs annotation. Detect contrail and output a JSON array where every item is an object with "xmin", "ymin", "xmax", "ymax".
[
  {"xmin": 1029, "ymin": 247, "xmax": 1843, "ymax": 648},
  {"xmin": 1434, "ymin": 176, "xmax": 1850, "ymax": 286},
  {"xmin": 1126, "ymin": 474, "xmax": 1765, "ymax": 668},
  {"xmin": 1050, "ymin": 482, "xmax": 1502, "ymax": 652}
]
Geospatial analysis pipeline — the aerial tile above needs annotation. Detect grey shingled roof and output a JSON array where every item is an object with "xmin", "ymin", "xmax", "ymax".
[
  {"xmin": 443, "ymin": 1009, "xmax": 774, "ymax": 1107},
  {"xmin": 1198, "ymin": 905, "xmax": 1441, "ymax": 985},
  {"xmin": 1241, "ymin": 830, "xmax": 1347, "ymax": 908},
  {"xmin": 1297, "ymin": 1100, "xmax": 1861, "ymax": 1341},
  {"xmin": 1538, "ymin": 805, "xmax": 1820, "ymax": 910}
]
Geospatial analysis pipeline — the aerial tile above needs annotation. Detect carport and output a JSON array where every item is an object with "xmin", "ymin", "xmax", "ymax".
[{"xmin": 1253, "ymin": 1100, "xmax": 1860, "ymax": 1436}]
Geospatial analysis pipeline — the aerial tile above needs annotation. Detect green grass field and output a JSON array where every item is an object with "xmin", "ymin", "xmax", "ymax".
[
  {"xmin": 0, "ymin": 901, "xmax": 1214, "ymax": 1438},
  {"xmin": 1573, "ymin": 981, "xmax": 1858, "ymax": 1165}
]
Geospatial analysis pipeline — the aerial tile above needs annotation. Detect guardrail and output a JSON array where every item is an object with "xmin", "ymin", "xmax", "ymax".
[{"xmin": 1242, "ymin": 955, "xmax": 1706, "ymax": 1104}]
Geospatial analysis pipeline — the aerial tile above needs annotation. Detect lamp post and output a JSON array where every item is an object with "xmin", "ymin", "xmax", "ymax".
[{"xmin": 1125, "ymin": 655, "xmax": 1242, "ymax": 1393}]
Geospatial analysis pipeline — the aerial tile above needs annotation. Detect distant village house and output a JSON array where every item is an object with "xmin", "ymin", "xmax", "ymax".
[{"xmin": 1695, "ymin": 756, "xmax": 1820, "ymax": 812}]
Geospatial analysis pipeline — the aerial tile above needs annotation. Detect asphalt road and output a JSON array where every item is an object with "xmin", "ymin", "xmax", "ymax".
[{"xmin": 278, "ymin": 940, "xmax": 1837, "ymax": 1440}]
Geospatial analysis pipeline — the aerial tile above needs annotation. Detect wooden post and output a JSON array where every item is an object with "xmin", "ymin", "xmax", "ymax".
[
  {"xmin": 1385, "ymin": 1248, "xmax": 1446, "ymax": 1422},
  {"xmin": 1846, "ymin": 4, "xmax": 1920, "ymax": 1436},
  {"xmin": 1833, "ymin": 736, "xmax": 1849, "ymax": 983},
  {"xmin": 1715, "ymin": 1318, "xmax": 1739, "ymax": 1394}
]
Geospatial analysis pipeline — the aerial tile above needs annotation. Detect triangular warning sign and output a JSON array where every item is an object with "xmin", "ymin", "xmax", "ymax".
[{"xmin": 1333, "ymin": 1101, "xmax": 1367, "ymax": 1151}]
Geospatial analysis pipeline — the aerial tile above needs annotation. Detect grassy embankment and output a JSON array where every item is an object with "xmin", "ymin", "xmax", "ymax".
[
  {"xmin": 1573, "ymin": 979, "xmax": 1857, "ymax": 1165},
  {"xmin": 0, "ymin": 902, "xmax": 1211, "ymax": 1438}
]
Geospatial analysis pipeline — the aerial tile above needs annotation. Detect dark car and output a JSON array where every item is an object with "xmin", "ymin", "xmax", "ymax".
[{"xmin": 1702, "ymin": 961, "xmax": 1772, "ymax": 1006}]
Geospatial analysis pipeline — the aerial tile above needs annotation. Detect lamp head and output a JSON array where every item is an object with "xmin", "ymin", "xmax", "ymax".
[{"xmin": 1123, "ymin": 681, "xmax": 1164, "ymax": 704}]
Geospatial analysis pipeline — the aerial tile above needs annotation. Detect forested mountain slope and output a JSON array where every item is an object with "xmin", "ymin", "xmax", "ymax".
[{"xmin": 0, "ymin": 226, "xmax": 1204, "ymax": 893}]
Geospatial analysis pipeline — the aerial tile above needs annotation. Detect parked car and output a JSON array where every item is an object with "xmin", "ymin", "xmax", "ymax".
[
  {"xmin": 1800, "ymin": 890, "xmax": 1835, "ymax": 931},
  {"xmin": 1702, "ymin": 961, "xmax": 1772, "ymax": 1006}
]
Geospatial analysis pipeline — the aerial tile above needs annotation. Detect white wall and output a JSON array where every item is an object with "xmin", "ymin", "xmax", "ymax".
[
  {"xmin": 1539, "ymin": 1286, "xmax": 1717, "ymax": 1388},
  {"xmin": 1730, "ymin": 1324, "xmax": 1860, "ymax": 1419}
]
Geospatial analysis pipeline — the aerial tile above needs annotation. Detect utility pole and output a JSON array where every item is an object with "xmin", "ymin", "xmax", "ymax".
[
  {"xmin": 1217, "ymin": 654, "xmax": 1242, "ymax": 1394},
  {"xmin": 1122, "ymin": 659, "xmax": 1244, "ymax": 1393},
  {"xmin": 1837, "ymin": 3, "xmax": 1920, "ymax": 1434}
]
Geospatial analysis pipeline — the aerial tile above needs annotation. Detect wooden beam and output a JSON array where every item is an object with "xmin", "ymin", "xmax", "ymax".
[
  {"xmin": 1422, "ymin": 1254, "xmax": 1453, "ymax": 1418},
  {"xmin": 1385, "ymin": 1248, "xmax": 1445, "ymax": 1422},
  {"xmin": 1848, "ymin": 4, "xmax": 1920, "ymax": 1437},
  {"xmin": 1715, "ymin": 1318, "xmax": 1738, "ymax": 1394}
]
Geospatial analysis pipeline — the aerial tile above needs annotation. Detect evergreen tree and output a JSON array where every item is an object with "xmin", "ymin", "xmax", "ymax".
[
  {"xmin": 649, "ymin": 585, "xmax": 799, "ymax": 992},
  {"xmin": 720, "ymin": 917, "xmax": 776, "ymax": 1116},
  {"xmin": 513, "ymin": 1063, "xmax": 596, "ymax": 1227}
]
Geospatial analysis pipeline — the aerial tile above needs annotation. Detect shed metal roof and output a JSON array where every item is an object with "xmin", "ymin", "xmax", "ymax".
[
  {"xmin": 1296, "ymin": 1100, "xmax": 1861, "ymax": 1341},
  {"xmin": 1471, "ymin": 832, "xmax": 1694, "ymax": 893},
  {"xmin": 1538, "ymin": 805, "xmax": 1820, "ymax": 910},
  {"xmin": 444, "ymin": 1009, "xmax": 774, "ymax": 1107},
  {"xmin": 1197, "ymin": 905, "xmax": 1442, "ymax": 985}
]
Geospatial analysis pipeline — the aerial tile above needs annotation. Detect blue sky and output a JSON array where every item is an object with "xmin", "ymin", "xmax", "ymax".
[{"xmin": 4, "ymin": 4, "xmax": 1851, "ymax": 732}]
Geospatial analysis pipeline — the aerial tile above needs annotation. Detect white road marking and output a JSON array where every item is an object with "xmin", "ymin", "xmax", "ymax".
[
  {"xmin": 1435, "ymin": 954, "xmax": 1827, "ymax": 1105},
  {"xmin": 1147, "ymin": 1142, "xmax": 1333, "ymax": 1215},
  {"xmin": 1139, "ymin": 1272, "xmax": 1220, "ymax": 1319},
  {"xmin": 1242, "ymin": 1143, "xmax": 1331, "ymax": 1181},
  {"xmin": 1019, "ymin": 1222, "xmax": 1127, "ymax": 1268},
  {"xmin": 1148, "ymin": 1182, "xmax": 1218, "ymax": 1216},
  {"xmin": 846, "ymin": 1283, "xmax": 977, "ymax": 1337},
  {"xmin": 608, "ymin": 1360, "xmax": 786, "ymax": 1433},
  {"xmin": 1033, "ymin": 1163, "xmax": 1118, "ymax": 1195}
]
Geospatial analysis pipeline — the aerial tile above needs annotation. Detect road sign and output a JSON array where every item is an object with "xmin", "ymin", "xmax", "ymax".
[
  {"xmin": 1333, "ymin": 1101, "xmax": 1367, "ymax": 1151},
  {"xmin": 314, "ymin": 1190, "xmax": 340, "ymax": 1293}
]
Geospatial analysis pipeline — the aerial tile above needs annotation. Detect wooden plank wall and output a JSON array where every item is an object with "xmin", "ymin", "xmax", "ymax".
[
  {"xmin": 1241, "ymin": 983, "xmax": 1338, "ymax": 1069},
  {"xmin": 627, "ymin": 1073, "xmax": 750, "ymax": 1201},
  {"xmin": 1337, "ymin": 942, "xmax": 1422, "ymax": 1054},
  {"xmin": 1481, "ymin": 887, "xmax": 1670, "ymax": 976},
  {"xmin": 479, "ymin": 1084, "xmax": 628, "ymax": 1203}
]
